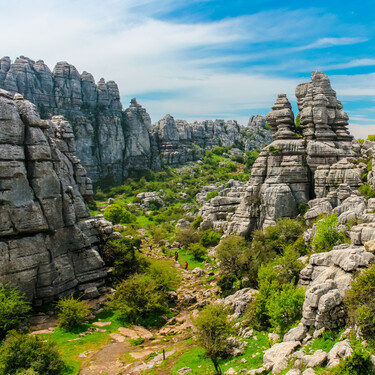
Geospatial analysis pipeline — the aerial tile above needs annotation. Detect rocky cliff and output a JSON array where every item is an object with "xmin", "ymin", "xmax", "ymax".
[
  {"xmin": 200, "ymin": 71, "xmax": 360, "ymax": 235},
  {"xmin": 0, "ymin": 89, "xmax": 115, "ymax": 304},
  {"xmin": 0, "ymin": 56, "xmax": 272, "ymax": 182}
]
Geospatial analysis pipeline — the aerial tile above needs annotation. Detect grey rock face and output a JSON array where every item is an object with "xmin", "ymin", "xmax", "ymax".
[
  {"xmin": 199, "ymin": 71, "xmax": 359, "ymax": 235},
  {"xmin": 219, "ymin": 288, "xmax": 258, "ymax": 318},
  {"xmin": 0, "ymin": 90, "xmax": 114, "ymax": 304},
  {"xmin": 299, "ymin": 245, "xmax": 375, "ymax": 330},
  {"xmin": 0, "ymin": 56, "xmax": 271, "ymax": 182}
]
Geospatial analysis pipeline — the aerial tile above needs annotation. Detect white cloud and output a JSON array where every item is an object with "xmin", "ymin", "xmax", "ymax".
[{"xmin": 298, "ymin": 37, "xmax": 367, "ymax": 50}]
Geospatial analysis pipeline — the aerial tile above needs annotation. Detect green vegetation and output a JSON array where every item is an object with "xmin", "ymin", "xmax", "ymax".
[
  {"xmin": 0, "ymin": 331, "xmax": 66, "ymax": 375},
  {"xmin": 311, "ymin": 214, "xmax": 344, "ymax": 252},
  {"xmin": 345, "ymin": 264, "xmax": 375, "ymax": 342},
  {"xmin": 358, "ymin": 182, "xmax": 375, "ymax": 199},
  {"xmin": 56, "ymin": 296, "xmax": 90, "ymax": 330},
  {"xmin": 331, "ymin": 347, "xmax": 373, "ymax": 375},
  {"xmin": 187, "ymin": 242, "xmax": 207, "ymax": 260},
  {"xmin": 0, "ymin": 285, "xmax": 31, "ymax": 338},
  {"xmin": 367, "ymin": 134, "xmax": 375, "ymax": 142},
  {"xmin": 110, "ymin": 258, "xmax": 178, "ymax": 326},
  {"xmin": 206, "ymin": 190, "xmax": 219, "ymax": 200},
  {"xmin": 193, "ymin": 303, "xmax": 234, "ymax": 374},
  {"xmin": 103, "ymin": 203, "xmax": 136, "ymax": 224}
]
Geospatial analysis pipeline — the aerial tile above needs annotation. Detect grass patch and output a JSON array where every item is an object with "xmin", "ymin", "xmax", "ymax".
[
  {"xmin": 177, "ymin": 248, "xmax": 206, "ymax": 270},
  {"xmin": 171, "ymin": 332, "xmax": 269, "ymax": 374},
  {"xmin": 40, "ymin": 310, "xmax": 128, "ymax": 375}
]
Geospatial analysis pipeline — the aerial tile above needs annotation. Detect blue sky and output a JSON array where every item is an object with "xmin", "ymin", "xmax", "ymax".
[{"xmin": 1, "ymin": 0, "xmax": 375, "ymax": 137}]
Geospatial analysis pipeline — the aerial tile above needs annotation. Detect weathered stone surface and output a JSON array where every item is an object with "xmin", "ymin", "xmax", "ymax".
[
  {"xmin": 0, "ymin": 92, "xmax": 114, "ymax": 303},
  {"xmin": 263, "ymin": 341, "xmax": 300, "ymax": 374},
  {"xmin": 220, "ymin": 288, "xmax": 258, "ymax": 318},
  {"xmin": 299, "ymin": 246, "xmax": 375, "ymax": 330},
  {"xmin": 327, "ymin": 340, "xmax": 352, "ymax": 368},
  {"xmin": 200, "ymin": 71, "xmax": 359, "ymax": 236},
  {"xmin": 0, "ymin": 56, "xmax": 271, "ymax": 182},
  {"xmin": 283, "ymin": 323, "xmax": 308, "ymax": 342}
]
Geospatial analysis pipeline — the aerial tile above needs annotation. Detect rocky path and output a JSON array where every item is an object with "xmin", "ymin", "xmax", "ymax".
[{"xmin": 76, "ymin": 237, "xmax": 216, "ymax": 375}]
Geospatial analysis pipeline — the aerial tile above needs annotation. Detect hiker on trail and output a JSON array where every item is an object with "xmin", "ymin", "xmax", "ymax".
[
  {"xmin": 185, "ymin": 261, "xmax": 188, "ymax": 270},
  {"xmin": 174, "ymin": 252, "xmax": 179, "ymax": 262}
]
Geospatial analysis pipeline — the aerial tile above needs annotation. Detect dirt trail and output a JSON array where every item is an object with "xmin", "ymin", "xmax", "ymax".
[{"xmin": 77, "ymin": 235, "xmax": 215, "ymax": 375}]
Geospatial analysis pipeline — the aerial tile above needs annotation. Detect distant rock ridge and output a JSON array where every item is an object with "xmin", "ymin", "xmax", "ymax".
[
  {"xmin": 0, "ymin": 89, "xmax": 116, "ymax": 304},
  {"xmin": 0, "ymin": 56, "xmax": 272, "ymax": 181},
  {"xmin": 200, "ymin": 71, "xmax": 359, "ymax": 235}
]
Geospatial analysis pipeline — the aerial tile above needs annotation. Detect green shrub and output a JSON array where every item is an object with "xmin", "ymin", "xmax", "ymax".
[
  {"xmin": 191, "ymin": 215, "xmax": 203, "ymax": 229},
  {"xmin": 0, "ymin": 285, "xmax": 31, "ymax": 338},
  {"xmin": 312, "ymin": 214, "xmax": 344, "ymax": 252},
  {"xmin": 56, "ymin": 295, "xmax": 90, "ymax": 330},
  {"xmin": 231, "ymin": 155, "xmax": 245, "ymax": 164},
  {"xmin": 148, "ymin": 200, "xmax": 163, "ymax": 211},
  {"xmin": 103, "ymin": 203, "xmax": 136, "ymax": 224},
  {"xmin": 147, "ymin": 258, "xmax": 179, "ymax": 291},
  {"xmin": 212, "ymin": 146, "xmax": 227, "ymax": 156},
  {"xmin": 358, "ymin": 182, "xmax": 375, "ymax": 199},
  {"xmin": 0, "ymin": 331, "xmax": 66, "ymax": 374},
  {"xmin": 366, "ymin": 134, "xmax": 375, "ymax": 142},
  {"xmin": 345, "ymin": 264, "xmax": 375, "ymax": 341},
  {"xmin": 103, "ymin": 237, "xmax": 146, "ymax": 281},
  {"xmin": 331, "ymin": 347, "xmax": 373, "ymax": 375},
  {"xmin": 357, "ymin": 138, "xmax": 365, "ymax": 144},
  {"xmin": 199, "ymin": 229, "xmax": 222, "ymax": 248},
  {"xmin": 176, "ymin": 228, "xmax": 200, "ymax": 249},
  {"xmin": 268, "ymin": 281, "xmax": 305, "ymax": 333},
  {"xmin": 215, "ymin": 235, "xmax": 249, "ymax": 278},
  {"xmin": 187, "ymin": 243, "xmax": 207, "ymax": 260},
  {"xmin": 217, "ymin": 273, "xmax": 237, "ymax": 296},
  {"xmin": 193, "ymin": 303, "xmax": 234, "ymax": 374},
  {"xmin": 245, "ymin": 151, "xmax": 259, "ymax": 169},
  {"xmin": 206, "ymin": 190, "xmax": 219, "ymax": 201},
  {"xmin": 110, "ymin": 274, "xmax": 169, "ymax": 324}
]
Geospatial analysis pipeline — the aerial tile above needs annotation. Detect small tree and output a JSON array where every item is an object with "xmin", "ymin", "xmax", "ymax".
[
  {"xmin": 0, "ymin": 285, "xmax": 31, "ymax": 338},
  {"xmin": 56, "ymin": 295, "xmax": 90, "ymax": 330},
  {"xmin": 193, "ymin": 303, "xmax": 233, "ymax": 374},
  {"xmin": 187, "ymin": 243, "xmax": 207, "ymax": 260},
  {"xmin": 0, "ymin": 331, "xmax": 66, "ymax": 374},
  {"xmin": 345, "ymin": 264, "xmax": 375, "ymax": 342},
  {"xmin": 312, "ymin": 214, "xmax": 344, "ymax": 252}
]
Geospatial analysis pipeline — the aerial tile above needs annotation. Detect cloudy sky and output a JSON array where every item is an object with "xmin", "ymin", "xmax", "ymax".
[{"xmin": 1, "ymin": 0, "xmax": 375, "ymax": 138}]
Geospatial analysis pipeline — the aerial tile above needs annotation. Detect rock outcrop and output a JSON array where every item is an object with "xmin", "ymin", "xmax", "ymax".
[
  {"xmin": 0, "ymin": 56, "xmax": 272, "ymax": 182},
  {"xmin": 0, "ymin": 89, "xmax": 114, "ymax": 304},
  {"xmin": 199, "ymin": 72, "xmax": 359, "ymax": 235}
]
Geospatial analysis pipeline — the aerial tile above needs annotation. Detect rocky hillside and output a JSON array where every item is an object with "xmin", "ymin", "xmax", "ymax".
[
  {"xmin": 0, "ymin": 89, "xmax": 117, "ymax": 304},
  {"xmin": 200, "ymin": 71, "xmax": 360, "ymax": 235},
  {"xmin": 0, "ymin": 56, "xmax": 272, "ymax": 182}
]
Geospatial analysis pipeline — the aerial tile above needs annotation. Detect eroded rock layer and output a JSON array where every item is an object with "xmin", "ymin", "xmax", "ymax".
[
  {"xmin": 0, "ymin": 56, "xmax": 272, "ymax": 181},
  {"xmin": 0, "ymin": 89, "xmax": 114, "ymax": 304},
  {"xmin": 200, "ymin": 72, "xmax": 359, "ymax": 235}
]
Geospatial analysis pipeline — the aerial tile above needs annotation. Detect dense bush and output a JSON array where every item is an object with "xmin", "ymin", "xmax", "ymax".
[
  {"xmin": 176, "ymin": 228, "xmax": 200, "ymax": 249},
  {"xmin": 56, "ymin": 295, "xmax": 90, "ymax": 330},
  {"xmin": 267, "ymin": 281, "xmax": 305, "ymax": 333},
  {"xmin": 191, "ymin": 215, "xmax": 203, "ymax": 229},
  {"xmin": 217, "ymin": 273, "xmax": 237, "ymax": 297},
  {"xmin": 312, "ymin": 214, "xmax": 344, "ymax": 252},
  {"xmin": 245, "ymin": 254, "xmax": 304, "ymax": 331},
  {"xmin": 110, "ymin": 274, "xmax": 169, "ymax": 324},
  {"xmin": 103, "ymin": 237, "xmax": 146, "ymax": 281},
  {"xmin": 199, "ymin": 229, "xmax": 222, "ymax": 248},
  {"xmin": 331, "ymin": 347, "xmax": 373, "ymax": 375},
  {"xmin": 212, "ymin": 146, "xmax": 228, "ymax": 156},
  {"xmin": 345, "ymin": 264, "xmax": 375, "ymax": 341},
  {"xmin": 187, "ymin": 243, "xmax": 207, "ymax": 260},
  {"xmin": 358, "ymin": 182, "xmax": 375, "ymax": 199},
  {"xmin": 244, "ymin": 151, "xmax": 259, "ymax": 170},
  {"xmin": 206, "ymin": 190, "xmax": 219, "ymax": 200},
  {"xmin": 215, "ymin": 235, "xmax": 249, "ymax": 278},
  {"xmin": 0, "ymin": 285, "xmax": 31, "ymax": 338},
  {"xmin": 103, "ymin": 203, "xmax": 136, "ymax": 224},
  {"xmin": 0, "ymin": 331, "xmax": 66, "ymax": 375}
]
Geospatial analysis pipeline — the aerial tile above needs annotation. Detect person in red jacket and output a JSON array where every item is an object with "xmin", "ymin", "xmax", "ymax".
[{"xmin": 184, "ymin": 261, "xmax": 188, "ymax": 270}]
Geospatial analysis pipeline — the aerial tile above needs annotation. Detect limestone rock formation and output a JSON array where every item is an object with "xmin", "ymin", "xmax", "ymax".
[
  {"xmin": 0, "ymin": 56, "xmax": 272, "ymax": 182},
  {"xmin": 200, "ymin": 72, "xmax": 359, "ymax": 235},
  {"xmin": 0, "ymin": 89, "xmax": 114, "ymax": 304}
]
